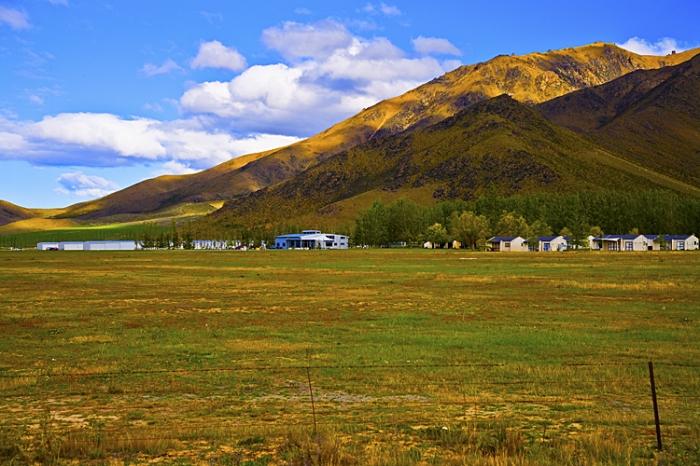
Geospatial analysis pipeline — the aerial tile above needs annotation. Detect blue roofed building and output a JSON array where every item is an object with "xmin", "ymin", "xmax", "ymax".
[{"xmin": 274, "ymin": 230, "xmax": 349, "ymax": 250}]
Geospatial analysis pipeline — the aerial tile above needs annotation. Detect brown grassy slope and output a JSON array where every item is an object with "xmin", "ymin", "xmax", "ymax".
[
  {"xmin": 0, "ymin": 200, "xmax": 34, "ymax": 227},
  {"xmin": 59, "ymin": 43, "xmax": 699, "ymax": 220},
  {"xmin": 209, "ymin": 95, "xmax": 699, "ymax": 228},
  {"xmin": 540, "ymin": 55, "xmax": 700, "ymax": 184}
]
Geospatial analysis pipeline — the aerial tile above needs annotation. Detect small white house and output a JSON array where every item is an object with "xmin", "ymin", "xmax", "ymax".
[
  {"xmin": 274, "ymin": 230, "xmax": 349, "ymax": 249},
  {"xmin": 647, "ymin": 234, "xmax": 699, "ymax": 251},
  {"xmin": 488, "ymin": 236, "xmax": 528, "ymax": 252},
  {"xmin": 593, "ymin": 234, "xmax": 651, "ymax": 251},
  {"xmin": 586, "ymin": 235, "xmax": 599, "ymax": 250},
  {"xmin": 538, "ymin": 235, "xmax": 568, "ymax": 252}
]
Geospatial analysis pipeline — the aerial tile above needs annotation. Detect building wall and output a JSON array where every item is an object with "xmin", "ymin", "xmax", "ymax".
[{"xmin": 60, "ymin": 242, "xmax": 84, "ymax": 251}]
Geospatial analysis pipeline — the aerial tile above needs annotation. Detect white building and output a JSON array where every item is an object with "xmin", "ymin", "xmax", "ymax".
[
  {"xmin": 592, "ymin": 234, "xmax": 651, "ymax": 252},
  {"xmin": 538, "ymin": 235, "xmax": 568, "ymax": 252},
  {"xmin": 647, "ymin": 234, "xmax": 699, "ymax": 251},
  {"xmin": 193, "ymin": 240, "xmax": 235, "ymax": 250},
  {"xmin": 59, "ymin": 242, "xmax": 85, "ymax": 251},
  {"xmin": 37, "ymin": 240, "xmax": 139, "ymax": 251},
  {"xmin": 274, "ymin": 230, "xmax": 349, "ymax": 249},
  {"xmin": 487, "ymin": 236, "xmax": 528, "ymax": 252},
  {"xmin": 37, "ymin": 242, "xmax": 60, "ymax": 251},
  {"xmin": 84, "ymin": 240, "xmax": 140, "ymax": 251}
]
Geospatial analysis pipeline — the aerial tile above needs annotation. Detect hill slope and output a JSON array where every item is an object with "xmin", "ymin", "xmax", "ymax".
[
  {"xmin": 58, "ymin": 43, "xmax": 699, "ymax": 220},
  {"xmin": 540, "ymin": 54, "xmax": 700, "ymax": 184},
  {"xmin": 0, "ymin": 200, "xmax": 34, "ymax": 227},
  {"xmin": 209, "ymin": 95, "xmax": 699, "ymax": 228}
]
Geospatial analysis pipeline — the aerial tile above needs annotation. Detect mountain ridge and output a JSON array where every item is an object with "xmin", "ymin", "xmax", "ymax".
[
  {"xmin": 49, "ymin": 42, "xmax": 699, "ymax": 220},
  {"xmin": 206, "ymin": 87, "xmax": 700, "ymax": 229}
]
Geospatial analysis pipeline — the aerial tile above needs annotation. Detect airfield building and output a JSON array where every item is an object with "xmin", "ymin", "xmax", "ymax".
[
  {"xmin": 37, "ymin": 240, "xmax": 140, "ymax": 251},
  {"xmin": 274, "ymin": 230, "xmax": 349, "ymax": 249}
]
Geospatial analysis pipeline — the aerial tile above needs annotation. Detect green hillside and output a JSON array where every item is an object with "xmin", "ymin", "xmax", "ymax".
[
  {"xmin": 209, "ymin": 95, "xmax": 699, "ymax": 229},
  {"xmin": 48, "ymin": 43, "xmax": 700, "ymax": 221},
  {"xmin": 540, "ymin": 55, "xmax": 700, "ymax": 185}
]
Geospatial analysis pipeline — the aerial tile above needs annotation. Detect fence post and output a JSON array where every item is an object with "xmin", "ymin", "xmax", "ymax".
[
  {"xmin": 306, "ymin": 350, "xmax": 317, "ymax": 435},
  {"xmin": 648, "ymin": 361, "xmax": 662, "ymax": 451}
]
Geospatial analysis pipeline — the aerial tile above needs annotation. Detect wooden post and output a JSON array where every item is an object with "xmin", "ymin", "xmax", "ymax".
[
  {"xmin": 306, "ymin": 350, "xmax": 317, "ymax": 435},
  {"xmin": 648, "ymin": 361, "xmax": 662, "ymax": 451}
]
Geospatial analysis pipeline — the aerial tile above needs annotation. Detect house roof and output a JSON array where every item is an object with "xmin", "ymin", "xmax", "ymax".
[
  {"xmin": 488, "ymin": 236, "xmax": 524, "ymax": 242},
  {"xmin": 538, "ymin": 235, "xmax": 563, "ymax": 242},
  {"xmin": 489, "ymin": 236, "xmax": 514, "ymax": 242},
  {"xmin": 276, "ymin": 232, "xmax": 346, "ymax": 241}
]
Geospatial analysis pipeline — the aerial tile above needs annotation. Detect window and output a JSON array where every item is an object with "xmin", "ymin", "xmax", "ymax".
[
  {"xmin": 678, "ymin": 241, "xmax": 685, "ymax": 251},
  {"xmin": 504, "ymin": 242, "xmax": 511, "ymax": 248},
  {"xmin": 625, "ymin": 241, "xmax": 633, "ymax": 251},
  {"xmin": 543, "ymin": 243, "xmax": 550, "ymax": 252},
  {"xmin": 608, "ymin": 243, "xmax": 618, "ymax": 251}
]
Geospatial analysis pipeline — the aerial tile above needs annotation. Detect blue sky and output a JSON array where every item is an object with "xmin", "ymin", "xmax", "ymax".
[{"xmin": 1, "ymin": 0, "xmax": 698, "ymax": 207}]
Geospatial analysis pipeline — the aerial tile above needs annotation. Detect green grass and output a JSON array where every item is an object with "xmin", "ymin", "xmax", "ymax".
[
  {"xmin": 0, "ymin": 249, "xmax": 698, "ymax": 464},
  {"xmin": 0, "ymin": 222, "xmax": 170, "ymax": 248}
]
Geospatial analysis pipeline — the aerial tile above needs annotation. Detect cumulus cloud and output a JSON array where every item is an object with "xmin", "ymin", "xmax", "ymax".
[
  {"xmin": 56, "ymin": 172, "xmax": 119, "ymax": 198},
  {"xmin": 191, "ymin": 40, "xmax": 246, "ymax": 71},
  {"xmin": 412, "ymin": 36, "xmax": 461, "ymax": 56},
  {"xmin": 141, "ymin": 59, "xmax": 183, "ymax": 77},
  {"xmin": 182, "ymin": 22, "xmax": 454, "ymax": 135},
  {"xmin": 0, "ymin": 113, "xmax": 301, "ymax": 169},
  {"xmin": 155, "ymin": 160, "xmax": 199, "ymax": 176},
  {"xmin": 0, "ymin": 6, "xmax": 30, "ymax": 30},
  {"xmin": 617, "ymin": 37, "xmax": 687, "ymax": 56},
  {"xmin": 262, "ymin": 20, "xmax": 353, "ymax": 60}
]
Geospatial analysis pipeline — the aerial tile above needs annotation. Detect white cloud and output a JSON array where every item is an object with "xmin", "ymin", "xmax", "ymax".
[
  {"xmin": 617, "ymin": 37, "xmax": 686, "ymax": 56},
  {"xmin": 0, "ymin": 6, "xmax": 30, "ymax": 30},
  {"xmin": 28, "ymin": 95, "xmax": 44, "ymax": 105},
  {"xmin": 56, "ymin": 172, "xmax": 119, "ymax": 198},
  {"xmin": 32, "ymin": 113, "xmax": 167, "ymax": 158},
  {"xmin": 182, "ymin": 28, "xmax": 453, "ymax": 135},
  {"xmin": 0, "ymin": 131, "xmax": 28, "ymax": 152},
  {"xmin": 141, "ymin": 59, "xmax": 183, "ymax": 77},
  {"xmin": 0, "ymin": 112, "xmax": 302, "ymax": 169},
  {"xmin": 262, "ymin": 20, "xmax": 353, "ymax": 60},
  {"xmin": 362, "ymin": 3, "xmax": 401, "ymax": 16},
  {"xmin": 155, "ymin": 160, "xmax": 199, "ymax": 176},
  {"xmin": 191, "ymin": 41, "xmax": 246, "ymax": 71},
  {"xmin": 412, "ymin": 36, "xmax": 461, "ymax": 56},
  {"xmin": 379, "ymin": 3, "xmax": 401, "ymax": 16}
]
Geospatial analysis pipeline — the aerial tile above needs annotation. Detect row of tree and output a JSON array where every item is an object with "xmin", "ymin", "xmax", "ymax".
[{"xmin": 353, "ymin": 190, "xmax": 700, "ymax": 248}]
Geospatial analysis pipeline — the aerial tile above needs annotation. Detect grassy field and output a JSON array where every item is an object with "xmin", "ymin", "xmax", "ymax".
[{"xmin": 0, "ymin": 249, "xmax": 698, "ymax": 465}]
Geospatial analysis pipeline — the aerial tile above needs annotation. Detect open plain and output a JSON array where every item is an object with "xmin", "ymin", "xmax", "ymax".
[{"xmin": 0, "ymin": 249, "xmax": 699, "ymax": 465}]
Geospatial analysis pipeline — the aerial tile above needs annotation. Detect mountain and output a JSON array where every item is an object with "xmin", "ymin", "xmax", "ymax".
[
  {"xmin": 540, "ymin": 54, "xmax": 700, "ymax": 185},
  {"xmin": 0, "ymin": 200, "xmax": 34, "ymax": 227},
  {"xmin": 57, "ymin": 43, "xmax": 700, "ymax": 220},
  {"xmin": 208, "ymin": 94, "xmax": 699, "ymax": 228}
]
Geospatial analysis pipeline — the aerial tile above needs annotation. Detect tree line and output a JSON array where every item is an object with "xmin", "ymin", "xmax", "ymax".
[{"xmin": 353, "ymin": 190, "xmax": 700, "ymax": 248}]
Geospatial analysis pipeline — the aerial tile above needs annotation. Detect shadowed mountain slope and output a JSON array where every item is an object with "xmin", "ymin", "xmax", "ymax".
[
  {"xmin": 56, "ymin": 43, "xmax": 699, "ymax": 220},
  {"xmin": 540, "ymin": 55, "xmax": 700, "ymax": 184},
  {"xmin": 209, "ymin": 95, "xmax": 699, "ymax": 228},
  {"xmin": 0, "ymin": 200, "xmax": 34, "ymax": 227}
]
